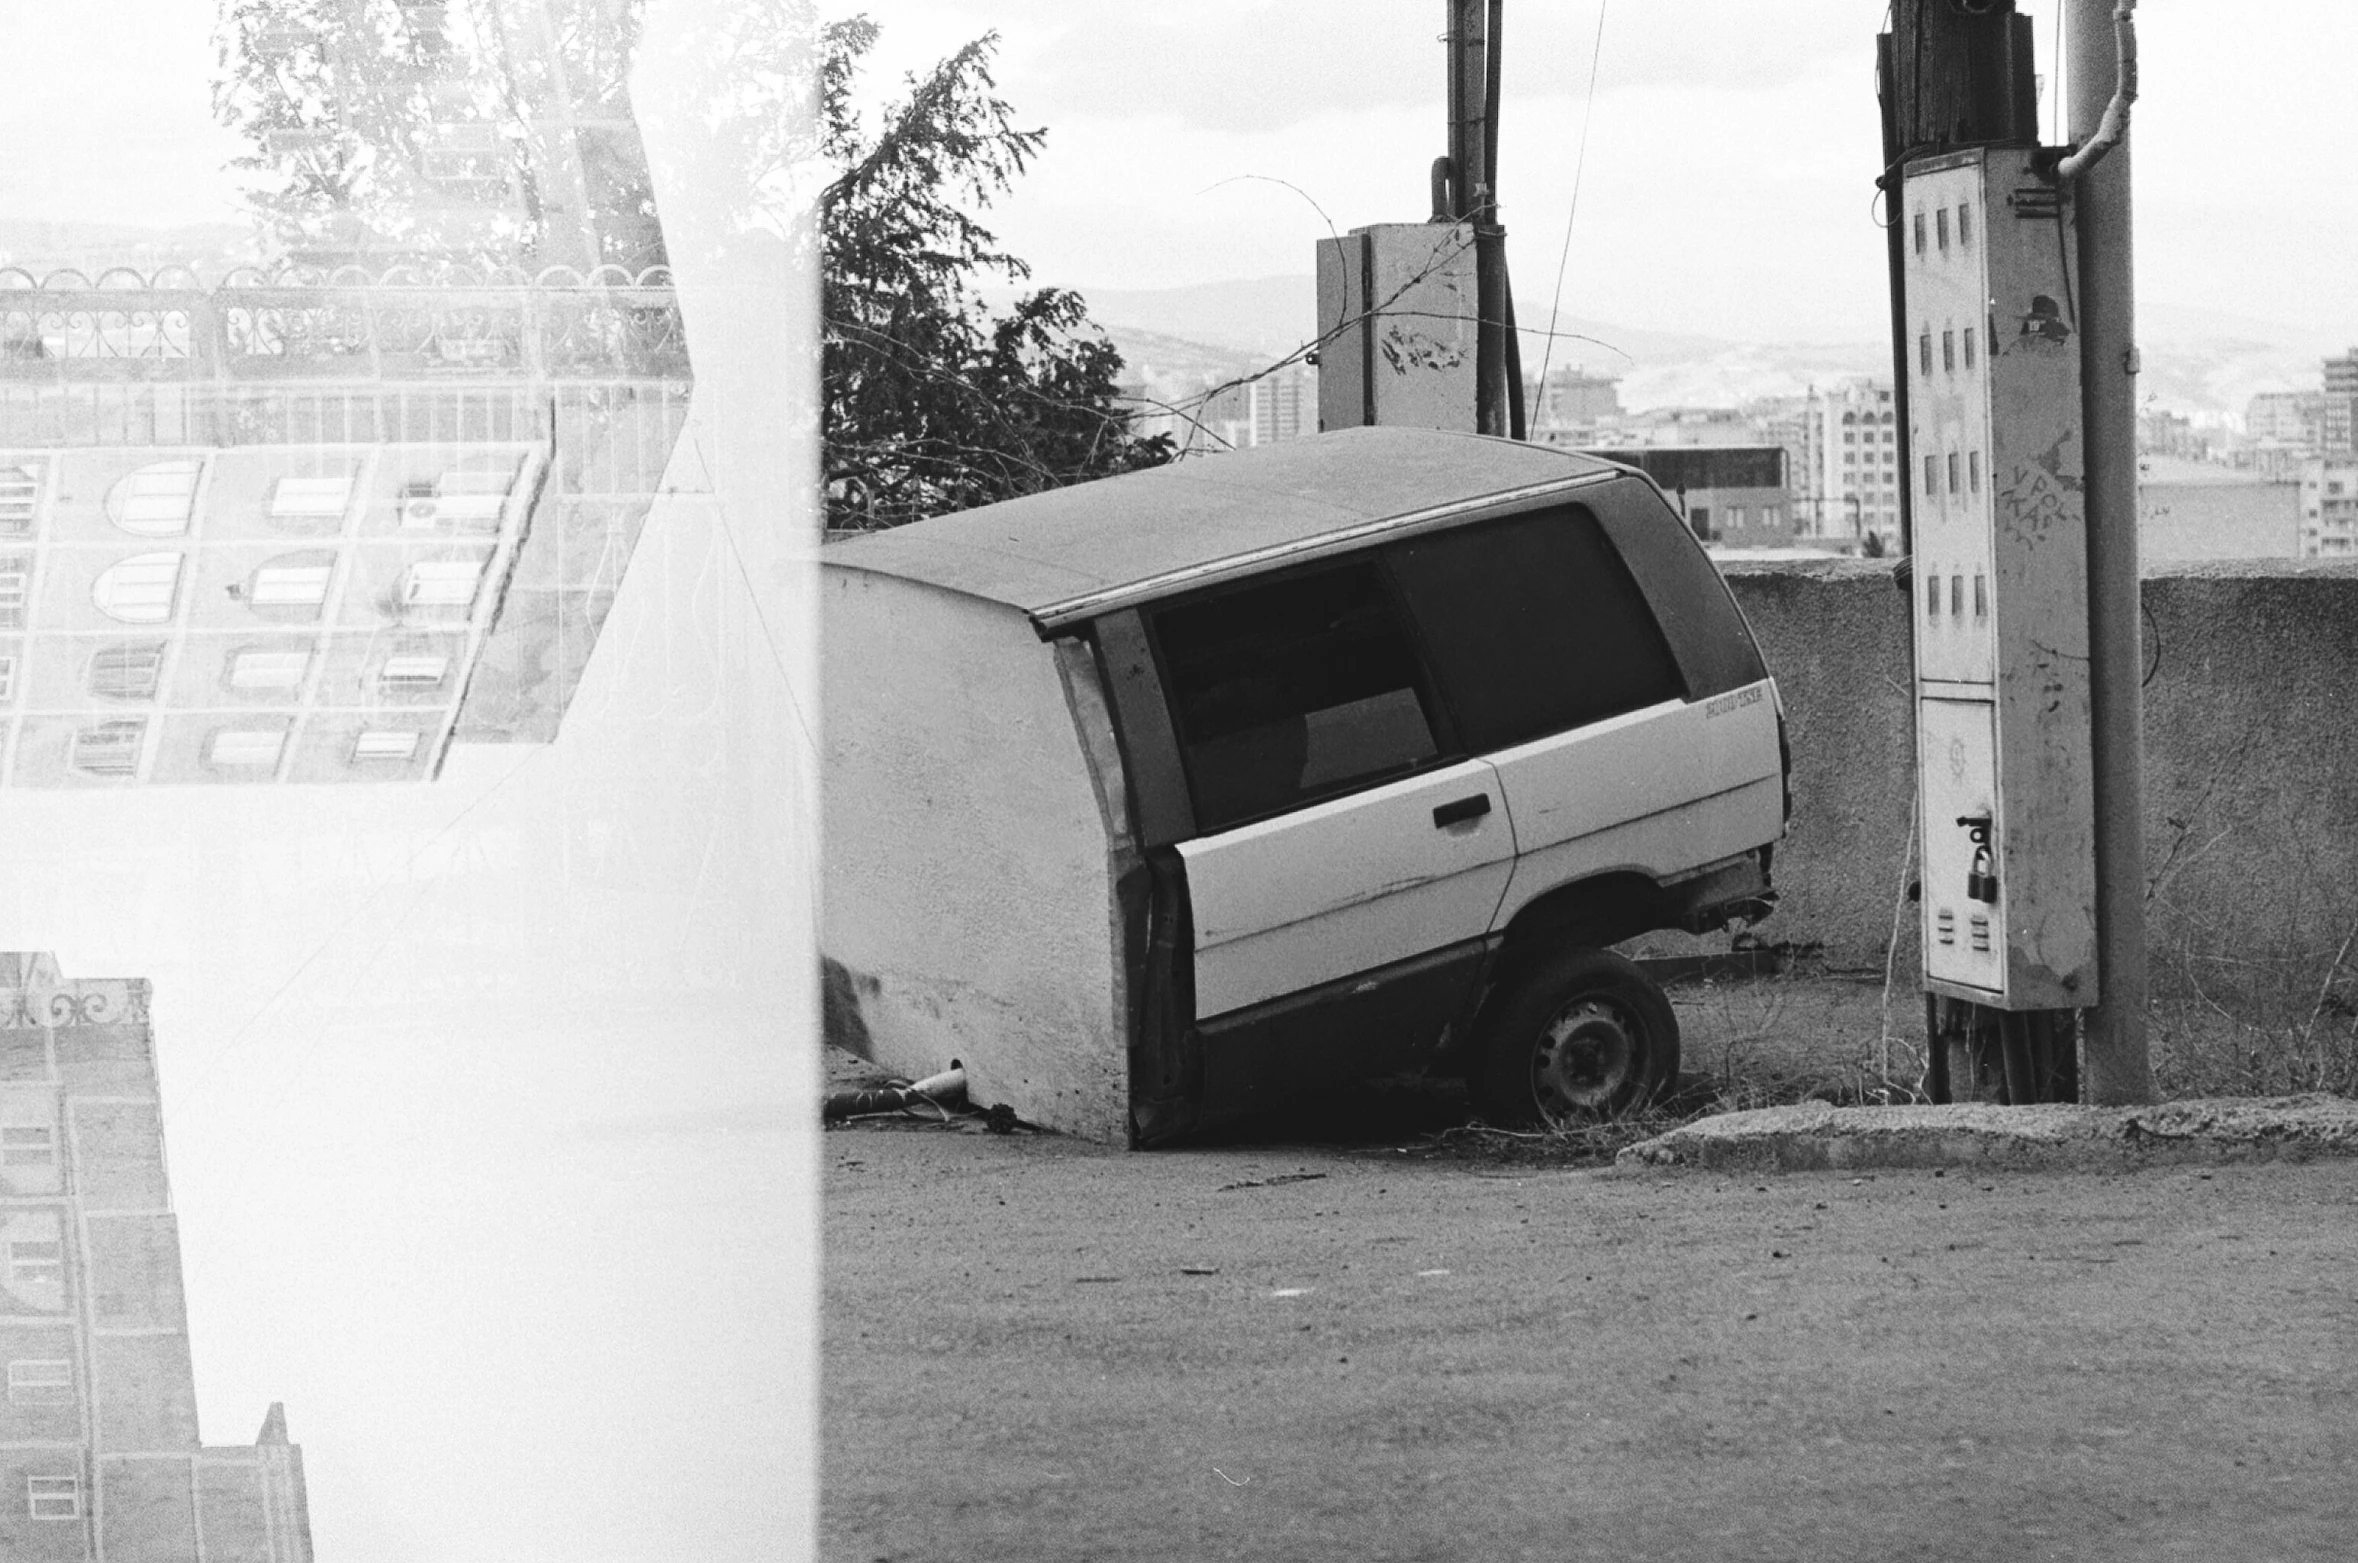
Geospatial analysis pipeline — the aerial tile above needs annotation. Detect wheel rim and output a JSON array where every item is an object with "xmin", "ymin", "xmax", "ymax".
[{"xmin": 1529, "ymin": 994, "xmax": 1641, "ymax": 1120}]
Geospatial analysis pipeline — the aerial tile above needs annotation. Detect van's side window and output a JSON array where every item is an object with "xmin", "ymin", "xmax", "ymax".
[
  {"xmin": 1152, "ymin": 561, "xmax": 1440, "ymax": 832},
  {"xmin": 1386, "ymin": 505, "xmax": 1685, "ymax": 751}
]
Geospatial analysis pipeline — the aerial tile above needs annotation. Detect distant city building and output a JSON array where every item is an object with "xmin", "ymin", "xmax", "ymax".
[
  {"xmin": 0, "ymin": 951, "xmax": 313, "ymax": 1562},
  {"xmin": 2324, "ymin": 350, "xmax": 2358, "ymax": 454},
  {"xmin": 1781, "ymin": 382, "xmax": 1901, "ymax": 547},
  {"xmin": 1125, "ymin": 362, "xmax": 1316, "ymax": 457},
  {"xmin": 1527, "ymin": 369, "xmax": 1622, "ymax": 435},
  {"xmin": 2246, "ymin": 390, "xmax": 2324, "ymax": 448},
  {"xmin": 2136, "ymin": 408, "xmax": 2206, "ymax": 461},
  {"xmin": 2299, "ymin": 456, "xmax": 2358, "ymax": 557},
  {"xmin": 1249, "ymin": 363, "xmax": 1314, "ymax": 446},
  {"xmin": 1580, "ymin": 445, "xmax": 1788, "ymax": 545},
  {"xmin": 0, "ymin": 265, "xmax": 689, "ymax": 786}
]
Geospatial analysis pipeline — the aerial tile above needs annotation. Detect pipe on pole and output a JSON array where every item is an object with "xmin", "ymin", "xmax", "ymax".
[{"xmin": 2066, "ymin": 0, "xmax": 2157, "ymax": 1104}]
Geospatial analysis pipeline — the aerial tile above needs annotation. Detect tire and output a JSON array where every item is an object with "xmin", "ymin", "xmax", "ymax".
[{"xmin": 1469, "ymin": 947, "xmax": 1679, "ymax": 1127}]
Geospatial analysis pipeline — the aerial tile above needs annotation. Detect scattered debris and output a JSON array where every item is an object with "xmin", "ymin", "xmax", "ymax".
[
  {"xmin": 823, "ymin": 1065, "xmax": 967, "ymax": 1123},
  {"xmin": 1218, "ymin": 1172, "xmax": 1329, "ymax": 1192}
]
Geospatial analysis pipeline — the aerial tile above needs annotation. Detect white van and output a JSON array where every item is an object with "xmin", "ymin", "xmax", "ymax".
[{"xmin": 823, "ymin": 426, "xmax": 1788, "ymax": 1143}]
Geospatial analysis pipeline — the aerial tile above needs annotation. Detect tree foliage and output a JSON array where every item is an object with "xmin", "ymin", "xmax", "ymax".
[
  {"xmin": 820, "ymin": 18, "xmax": 1170, "ymax": 530},
  {"xmin": 212, "ymin": 0, "xmax": 663, "ymax": 272}
]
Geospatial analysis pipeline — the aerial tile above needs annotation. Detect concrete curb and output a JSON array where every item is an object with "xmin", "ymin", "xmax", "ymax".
[{"xmin": 1617, "ymin": 1094, "xmax": 2358, "ymax": 1172}]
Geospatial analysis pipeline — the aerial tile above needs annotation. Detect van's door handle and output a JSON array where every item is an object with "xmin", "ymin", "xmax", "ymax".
[{"xmin": 1432, "ymin": 793, "xmax": 1492, "ymax": 828}]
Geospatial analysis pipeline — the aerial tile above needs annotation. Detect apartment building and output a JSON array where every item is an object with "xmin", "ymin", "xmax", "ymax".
[{"xmin": 0, "ymin": 952, "xmax": 312, "ymax": 1563}]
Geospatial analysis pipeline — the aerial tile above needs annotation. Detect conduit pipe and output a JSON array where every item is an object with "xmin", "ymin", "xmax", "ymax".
[{"xmin": 2056, "ymin": 0, "xmax": 2136, "ymax": 181}]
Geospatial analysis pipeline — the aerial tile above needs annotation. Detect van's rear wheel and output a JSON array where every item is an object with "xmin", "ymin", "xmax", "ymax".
[{"xmin": 1470, "ymin": 948, "xmax": 1679, "ymax": 1127}]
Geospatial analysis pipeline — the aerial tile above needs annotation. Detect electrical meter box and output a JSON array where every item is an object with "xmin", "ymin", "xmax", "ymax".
[
  {"xmin": 1905, "ymin": 145, "xmax": 2098, "ymax": 1010},
  {"xmin": 1315, "ymin": 222, "xmax": 1479, "ymax": 434}
]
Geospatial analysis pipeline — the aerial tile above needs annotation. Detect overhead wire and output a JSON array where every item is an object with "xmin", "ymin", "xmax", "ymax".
[{"xmin": 1531, "ymin": 0, "xmax": 1609, "ymax": 437}]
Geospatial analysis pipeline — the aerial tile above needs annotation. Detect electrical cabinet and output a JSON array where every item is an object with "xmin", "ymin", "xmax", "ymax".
[
  {"xmin": 1905, "ymin": 145, "xmax": 2097, "ymax": 1010},
  {"xmin": 1314, "ymin": 223, "xmax": 1479, "ymax": 434}
]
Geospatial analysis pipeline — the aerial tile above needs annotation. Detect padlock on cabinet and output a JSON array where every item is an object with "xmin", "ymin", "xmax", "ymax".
[
  {"xmin": 1966, "ymin": 845, "xmax": 1998, "ymax": 904},
  {"xmin": 1956, "ymin": 814, "xmax": 1998, "ymax": 905}
]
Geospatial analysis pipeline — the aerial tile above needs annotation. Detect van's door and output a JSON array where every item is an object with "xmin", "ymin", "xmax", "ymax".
[{"xmin": 1148, "ymin": 558, "xmax": 1516, "ymax": 1112}]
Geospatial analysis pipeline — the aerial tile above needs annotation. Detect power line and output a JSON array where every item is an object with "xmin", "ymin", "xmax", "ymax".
[{"xmin": 1531, "ymin": 0, "xmax": 1610, "ymax": 436}]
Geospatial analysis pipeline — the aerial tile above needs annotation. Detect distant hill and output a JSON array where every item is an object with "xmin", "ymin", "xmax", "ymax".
[{"xmin": 1077, "ymin": 274, "xmax": 2339, "ymax": 423}]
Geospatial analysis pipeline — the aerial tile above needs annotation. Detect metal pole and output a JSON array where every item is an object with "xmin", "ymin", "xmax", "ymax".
[{"xmin": 2067, "ymin": 0, "xmax": 2157, "ymax": 1103}]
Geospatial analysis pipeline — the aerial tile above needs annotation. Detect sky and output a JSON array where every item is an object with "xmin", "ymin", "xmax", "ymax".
[
  {"xmin": 4, "ymin": 2, "xmax": 2354, "ymax": 345},
  {"xmin": 832, "ymin": 1, "xmax": 2358, "ymax": 345}
]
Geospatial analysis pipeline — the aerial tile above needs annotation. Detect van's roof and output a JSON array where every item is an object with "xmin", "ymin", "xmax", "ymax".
[{"xmin": 821, "ymin": 426, "xmax": 1619, "ymax": 624}]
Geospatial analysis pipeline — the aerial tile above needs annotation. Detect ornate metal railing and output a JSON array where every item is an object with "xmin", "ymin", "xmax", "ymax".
[{"xmin": 0, "ymin": 263, "xmax": 688, "ymax": 382}]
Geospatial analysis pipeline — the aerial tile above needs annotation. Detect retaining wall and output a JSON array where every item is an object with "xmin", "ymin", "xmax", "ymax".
[{"xmin": 1711, "ymin": 557, "xmax": 2358, "ymax": 1021}]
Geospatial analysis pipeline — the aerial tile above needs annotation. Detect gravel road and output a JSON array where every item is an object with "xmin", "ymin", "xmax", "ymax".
[{"xmin": 825, "ymin": 1116, "xmax": 2358, "ymax": 1563}]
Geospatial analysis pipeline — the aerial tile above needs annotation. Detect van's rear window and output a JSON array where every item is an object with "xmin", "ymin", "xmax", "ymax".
[{"xmin": 1386, "ymin": 505, "xmax": 1685, "ymax": 751}]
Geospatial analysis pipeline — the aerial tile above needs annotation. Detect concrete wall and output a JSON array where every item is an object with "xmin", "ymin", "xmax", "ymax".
[{"xmin": 1711, "ymin": 557, "xmax": 2358, "ymax": 1020}]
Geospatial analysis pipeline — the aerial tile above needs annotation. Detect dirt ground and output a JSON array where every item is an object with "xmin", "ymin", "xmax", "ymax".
[{"xmin": 823, "ymin": 1089, "xmax": 2358, "ymax": 1563}]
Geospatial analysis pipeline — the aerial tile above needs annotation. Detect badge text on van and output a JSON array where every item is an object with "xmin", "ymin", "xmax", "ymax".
[{"xmin": 1704, "ymin": 684, "xmax": 1765, "ymax": 719}]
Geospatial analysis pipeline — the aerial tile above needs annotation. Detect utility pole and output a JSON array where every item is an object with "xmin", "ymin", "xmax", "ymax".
[
  {"xmin": 1886, "ymin": 2, "xmax": 2133, "ymax": 1106},
  {"xmin": 1444, "ymin": 0, "xmax": 1520, "ymax": 439},
  {"xmin": 2066, "ymin": 0, "xmax": 2157, "ymax": 1104}
]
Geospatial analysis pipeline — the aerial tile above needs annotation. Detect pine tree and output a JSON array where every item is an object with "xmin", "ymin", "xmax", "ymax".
[{"xmin": 819, "ymin": 18, "xmax": 1170, "ymax": 530}]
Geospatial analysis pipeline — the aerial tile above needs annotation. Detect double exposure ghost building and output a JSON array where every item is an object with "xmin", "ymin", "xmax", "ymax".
[{"xmin": 0, "ymin": 266, "xmax": 689, "ymax": 786}]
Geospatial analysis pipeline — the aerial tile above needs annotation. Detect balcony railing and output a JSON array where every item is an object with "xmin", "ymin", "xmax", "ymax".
[{"xmin": 0, "ymin": 263, "xmax": 689, "ymax": 383}]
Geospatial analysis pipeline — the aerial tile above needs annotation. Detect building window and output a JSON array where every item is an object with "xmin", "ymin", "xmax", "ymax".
[
  {"xmin": 268, "ymin": 475, "xmax": 356, "ymax": 529},
  {"xmin": 1942, "ymin": 331, "xmax": 1955, "ymax": 373},
  {"xmin": 1974, "ymin": 575, "xmax": 1989, "ymax": 619},
  {"xmin": 26, "ymin": 1475, "xmax": 79, "ymax": 1520},
  {"xmin": 7, "ymin": 1240, "xmax": 62, "ymax": 1288},
  {"xmin": 1912, "ymin": 210, "xmax": 1925, "ymax": 256},
  {"xmin": 104, "ymin": 459, "xmax": 201, "ymax": 537},
  {"xmin": 1969, "ymin": 451, "xmax": 1983, "ymax": 493},
  {"xmin": 0, "ymin": 562, "xmax": 29, "ymax": 629},
  {"xmin": 377, "ymin": 654, "xmax": 451, "ymax": 692},
  {"xmin": 1936, "ymin": 207, "xmax": 1950, "ymax": 252},
  {"xmin": 228, "ymin": 647, "xmax": 312, "ymax": 691},
  {"xmin": 0, "ymin": 656, "xmax": 14, "ymax": 702},
  {"xmin": 88, "ymin": 642, "xmax": 166, "ymax": 701},
  {"xmin": 352, "ymin": 729, "xmax": 422, "ymax": 762},
  {"xmin": 91, "ymin": 553, "xmax": 183, "ymax": 624},
  {"xmin": 205, "ymin": 728, "xmax": 287, "ymax": 771},
  {"xmin": 401, "ymin": 559, "xmax": 485, "ymax": 608},
  {"xmin": 0, "ymin": 463, "xmax": 41, "ymax": 535},
  {"xmin": 1958, "ymin": 201, "xmax": 1973, "ymax": 245},
  {"xmin": 70, "ymin": 720, "xmax": 144, "ymax": 778},
  {"xmin": 1926, "ymin": 575, "xmax": 1940, "ymax": 618},
  {"xmin": 0, "ymin": 1126, "xmax": 52, "ymax": 1167},
  {"xmin": 1924, "ymin": 454, "xmax": 1939, "ymax": 496},
  {"xmin": 1919, "ymin": 333, "xmax": 1932, "ymax": 378},
  {"xmin": 400, "ymin": 472, "xmax": 512, "ymax": 530},
  {"xmin": 1963, "ymin": 328, "xmax": 1977, "ymax": 369},
  {"xmin": 250, "ymin": 559, "xmax": 334, "ymax": 608},
  {"xmin": 5, "ymin": 1360, "xmax": 72, "ymax": 1407}
]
